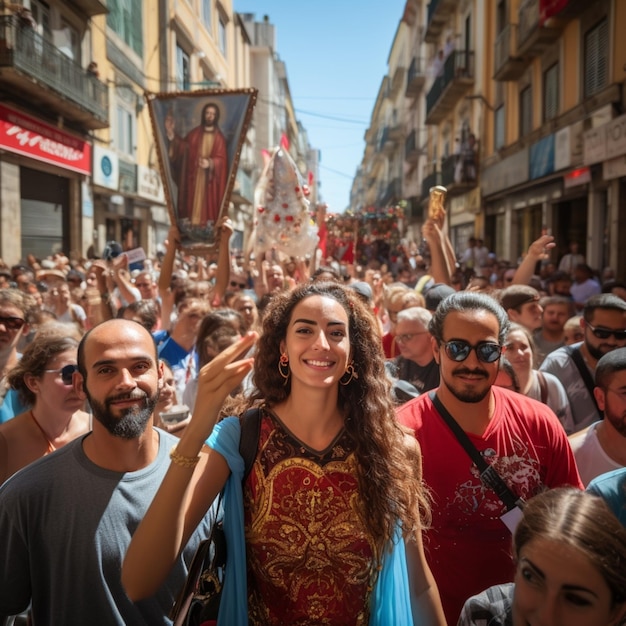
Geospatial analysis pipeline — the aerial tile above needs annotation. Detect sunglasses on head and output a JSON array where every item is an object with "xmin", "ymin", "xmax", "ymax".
[
  {"xmin": 442, "ymin": 340, "xmax": 503, "ymax": 363},
  {"xmin": 586, "ymin": 322, "xmax": 626, "ymax": 341},
  {"xmin": 0, "ymin": 315, "xmax": 26, "ymax": 331},
  {"xmin": 43, "ymin": 364, "xmax": 78, "ymax": 385}
]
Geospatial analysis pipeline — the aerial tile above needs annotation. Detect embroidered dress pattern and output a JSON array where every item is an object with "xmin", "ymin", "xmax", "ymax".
[{"xmin": 244, "ymin": 409, "xmax": 376, "ymax": 625}]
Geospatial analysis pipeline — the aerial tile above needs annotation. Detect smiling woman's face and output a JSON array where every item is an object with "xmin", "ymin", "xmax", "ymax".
[{"xmin": 512, "ymin": 537, "xmax": 625, "ymax": 626}]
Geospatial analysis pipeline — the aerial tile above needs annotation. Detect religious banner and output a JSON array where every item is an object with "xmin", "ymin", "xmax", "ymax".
[{"xmin": 146, "ymin": 88, "xmax": 257, "ymax": 251}]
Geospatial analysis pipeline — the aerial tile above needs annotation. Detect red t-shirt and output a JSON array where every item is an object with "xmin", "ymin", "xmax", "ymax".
[
  {"xmin": 396, "ymin": 386, "xmax": 583, "ymax": 625},
  {"xmin": 381, "ymin": 332, "xmax": 398, "ymax": 359}
]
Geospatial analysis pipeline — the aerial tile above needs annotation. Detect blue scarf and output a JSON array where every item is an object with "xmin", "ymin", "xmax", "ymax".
[{"xmin": 207, "ymin": 416, "xmax": 413, "ymax": 625}]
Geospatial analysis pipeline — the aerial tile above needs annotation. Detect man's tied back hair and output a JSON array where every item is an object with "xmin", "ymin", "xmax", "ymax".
[{"xmin": 428, "ymin": 291, "xmax": 510, "ymax": 346}]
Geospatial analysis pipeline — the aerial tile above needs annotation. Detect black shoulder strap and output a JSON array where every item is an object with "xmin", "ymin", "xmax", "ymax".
[
  {"xmin": 565, "ymin": 345, "xmax": 603, "ymax": 419},
  {"xmin": 239, "ymin": 407, "xmax": 262, "ymax": 483},
  {"xmin": 536, "ymin": 371, "xmax": 548, "ymax": 405},
  {"xmin": 428, "ymin": 391, "xmax": 523, "ymax": 511}
]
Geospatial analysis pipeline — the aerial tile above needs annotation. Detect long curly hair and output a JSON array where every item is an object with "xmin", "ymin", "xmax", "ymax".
[{"xmin": 244, "ymin": 281, "xmax": 430, "ymax": 551}]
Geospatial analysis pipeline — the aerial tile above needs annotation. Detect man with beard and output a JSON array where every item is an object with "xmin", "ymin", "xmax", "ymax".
[
  {"xmin": 396, "ymin": 291, "xmax": 582, "ymax": 625},
  {"xmin": 166, "ymin": 102, "xmax": 228, "ymax": 225},
  {"xmin": 0, "ymin": 319, "xmax": 211, "ymax": 625},
  {"xmin": 540, "ymin": 294, "xmax": 626, "ymax": 433},
  {"xmin": 569, "ymin": 348, "xmax": 626, "ymax": 486}
]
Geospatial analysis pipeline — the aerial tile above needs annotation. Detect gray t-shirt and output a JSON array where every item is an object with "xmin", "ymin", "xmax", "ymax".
[
  {"xmin": 0, "ymin": 429, "xmax": 211, "ymax": 625},
  {"xmin": 539, "ymin": 342, "xmax": 600, "ymax": 433}
]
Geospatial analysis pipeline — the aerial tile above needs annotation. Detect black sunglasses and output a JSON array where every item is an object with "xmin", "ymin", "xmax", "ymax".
[
  {"xmin": 0, "ymin": 315, "xmax": 26, "ymax": 331},
  {"xmin": 586, "ymin": 322, "xmax": 626, "ymax": 341},
  {"xmin": 443, "ymin": 340, "xmax": 503, "ymax": 363},
  {"xmin": 43, "ymin": 364, "xmax": 79, "ymax": 385},
  {"xmin": 230, "ymin": 281, "xmax": 246, "ymax": 289}
]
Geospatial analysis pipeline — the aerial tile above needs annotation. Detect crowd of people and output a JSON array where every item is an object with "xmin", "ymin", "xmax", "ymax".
[{"xmin": 1, "ymin": 207, "xmax": 626, "ymax": 625}]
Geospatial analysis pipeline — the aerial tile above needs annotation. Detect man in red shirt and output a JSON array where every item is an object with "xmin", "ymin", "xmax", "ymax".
[{"xmin": 397, "ymin": 291, "xmax": 582, "ymax": 625}]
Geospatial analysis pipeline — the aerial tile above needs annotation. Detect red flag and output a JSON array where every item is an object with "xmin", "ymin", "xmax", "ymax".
[{"xmin": 540, "ymin": 0, "xmax": 569, "ymax": 24}]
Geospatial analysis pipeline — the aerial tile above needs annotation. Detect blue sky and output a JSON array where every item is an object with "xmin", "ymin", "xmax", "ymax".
[{"xmin": 234, "ymin": 1, "xmax": 407, "ymax": 213}]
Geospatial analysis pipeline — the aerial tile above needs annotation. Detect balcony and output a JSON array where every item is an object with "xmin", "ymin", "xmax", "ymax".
[
  {"xmin": 390, "ymin": 64, "xmax": 406, "ymax": 99},
  {"xmin": 440, "ymin": 153, "xmax": 478, "ymax": 197},
  {"xmin": 424, "ymin": 0, "xmax": 456, "ymax": 44},
  {"xmin": 405, "ymin": 129, "xmax": 425, "ymax": 166},
  {"xmin": 517, "ymin": 0, "xmax": 562, "ymax": 58},
  {"xmin": 0, "ymin": 16, "xmax": 108, "ymax": 129},
  {"xmin": 406, "ymin": 56, "xmax": 426, "ymax": 98},
  {"xmin": 378, "ymin": 177, "xmax": 402, "ymax": 207},
  {"xmin": 232, "ymin": 170, "xmax": 254, "ymax": 205},
  {"xmin": 377, "ymin": 127, "xmax": 390, "ymax": 154},
  {"xmin": 426, "ymin": 50, "xmax": 475, "ymax": 125},
  {"xmin": 493, "ymin": 23, "xmax": 527, "ymax": 81},
  {"xmin": 421, "ymin": 169, "xmax": 442, "ymax": 201}
]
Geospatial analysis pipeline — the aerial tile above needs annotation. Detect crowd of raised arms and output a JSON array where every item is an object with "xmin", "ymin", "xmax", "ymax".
[{"xmin": 1, "ymin": 211, "xmax": 626, "ymax": 626}]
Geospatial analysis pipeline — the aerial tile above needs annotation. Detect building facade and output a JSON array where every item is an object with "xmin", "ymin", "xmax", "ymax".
[
  {"xmin": 354, "ymin": 0, "xmax": 626, "ymax": 276},
  {"xmin": 0, "ymin": 3, "xmax": 316, "ymax": 265}
]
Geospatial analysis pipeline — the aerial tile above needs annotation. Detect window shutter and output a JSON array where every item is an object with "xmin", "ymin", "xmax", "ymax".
[
  {"xmin": 544, "ymin": 63, "xmax": 559, "ymax": 121},
  {"xmin": 585, "ymin": 18, "xmax": 608, "ymax": 97}
]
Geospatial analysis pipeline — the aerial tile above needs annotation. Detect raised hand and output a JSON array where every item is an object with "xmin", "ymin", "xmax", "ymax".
[{"xmin": 187, "ymin": 332, "xmax": 257, "ymax": 440}]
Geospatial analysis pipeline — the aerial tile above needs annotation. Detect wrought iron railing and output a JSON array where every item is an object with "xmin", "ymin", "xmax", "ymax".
[
  {"xmin": 426, "ymin": 50, "xmax": 475, "ymax": 116},
  {"xmin": 0, "ymin": 16, "xmax": 108, "ymax": 124}
]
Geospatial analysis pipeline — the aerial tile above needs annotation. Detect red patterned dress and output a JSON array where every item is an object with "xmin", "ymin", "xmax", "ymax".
[{"xmin": 243, "ymin": 408, "xmax": 378, "ymax": 625}]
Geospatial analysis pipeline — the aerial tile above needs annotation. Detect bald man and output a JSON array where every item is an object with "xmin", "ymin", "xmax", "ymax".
[{"xmin": 0, "ymin": 319, "xmax": 211, "ymax": 625}]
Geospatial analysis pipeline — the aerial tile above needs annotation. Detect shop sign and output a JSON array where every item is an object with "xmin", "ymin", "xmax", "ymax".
[
  {"xmin": 529, "ymin": 134, "xmax": 555, "ymax": 180},
  {"xmin": 137, "ymin": 165, "xmax": 165, "ymax": 203},
  {"xmin": 604, "ymin": 156, "xmax": 626, "ymax": 181},
  {"xmin": 563, "ymin": 167, "xmax": 591, "ymax": 189},
  {"xmin": 450, "ymin": 187, "xmax": 481, "ymax": 216},
  {"xmin": 481, "ymin": 147, "xmax": 529, "ymax": 196},
  {"xmin": 119, "ymin": 159, "xmax": 137, "ymax": 194},
  {"xmin": 555, "ymin": 122, "xmax": 583, "ymax": 171},
  {"xmin": 93, "ymin": 145, "xmax": 119, "ymax": 190},
  {"xmin": 0, "ymin": 103, "xmax": 91, "ymax": 175},
  {"xmin": 583, "ymin": 113, "xmax": 626, "ymax": 165},
  {"xmin": 607, "ymin": 115, "xmax": 626, "ymax": 160}
]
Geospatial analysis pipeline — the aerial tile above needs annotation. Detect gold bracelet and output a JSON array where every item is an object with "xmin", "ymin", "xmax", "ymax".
[{"xmin": 169, "ymin": 445, "xmax": 200, "ymax": 468}]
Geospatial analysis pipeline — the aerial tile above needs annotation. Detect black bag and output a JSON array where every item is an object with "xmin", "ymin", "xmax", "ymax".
[
  {"xmin": 170, "ymin": 500, "xmax": 227, "ymax": 626},
  {"xmin": 170, "ymin": 408, "xmax": 262, "ymax": 625}
]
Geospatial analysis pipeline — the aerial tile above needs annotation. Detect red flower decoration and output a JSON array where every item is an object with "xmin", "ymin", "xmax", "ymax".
[
  {"xmin": 294, "ymin": 186, "xmax": 300, "ymax": 193},
  {"xmin": 274, "ymin": 214, "xmax": 281, "ymax": 222},
  {"xmin": 281, "ymin": 202, "xmax": 289, "ymax": 209},
  {"xmin": 286, "ymin": 215, "xmax": 294, "ymax": 222},
  {"xmin": 257, "ymin": 206, "xmax": 265, "ymax": 213}
]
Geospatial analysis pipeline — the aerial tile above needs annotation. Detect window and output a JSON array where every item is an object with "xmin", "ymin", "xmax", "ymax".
[
  {"xmin": 30, "ymin": 0, "xmax": 51, "ymax": 41},
  {"xmin": 115, "ymin": 104, "xmax": 135, "ymax": 157},
  {"xmin": 202, "ymin": 0, "xmax": 211, "ymax": 32},
  {"xmin": 584, "ymin": 18, "xmax": 608, "ymax": 98},
  {"xmin": 107, "ymin": 0, "xmax": 143, "ymax": 58},
  {"xmin": 519, "ymin": 85, "xmax": 532, "ymax": 137},
  {"xmin": 176, "ymin": 45, "xmax": 190, "ymax": 91},
  {"xmin": 218, "ymin": 16, "xmax": 227, "ymax": 56},
  {"xmin": 543, "ymin": 62, "xmax": 559, "ymax": 121},
  {"xmin": 495, "ymin": 105, "xmax": 505, "ymax": 150},
  {"xmin": 57, "ymin": 19, "xmax": 81, "ymax": 62}
]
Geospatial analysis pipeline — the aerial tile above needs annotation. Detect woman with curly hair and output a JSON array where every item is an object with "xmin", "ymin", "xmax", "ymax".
[
  {"xmin": 0, "ymin": 323, "xmax": 90, "ymax": 483},
  {"xmin": 123, "ymin": 281, "xmax": 445, "ymax": 625}
]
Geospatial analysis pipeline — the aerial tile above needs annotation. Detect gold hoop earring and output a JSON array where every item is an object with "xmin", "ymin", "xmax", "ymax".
[
  {"xmin": 339, "ymin": 362, "xmax": 358, "ymax": 386},
  {"xmin": 278, "ymin": 353, "xmax": 290, "ymax": 384}
]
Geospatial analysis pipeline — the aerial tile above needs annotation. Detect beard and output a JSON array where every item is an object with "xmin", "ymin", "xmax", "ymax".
[
  {"xmin": 443, "ymin": 368, "xmax": 491, "ymax": 403},
  {"xmin": 606, "ymin": 410, "xmax": 626, "ymax": 437},
  {"xmin": 86, "ymin": 388, "xmax": 159, "ymax": 439},
  {"xmin": 586, "ymin": 340, "xmax": 614, "ymax": 361}
]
